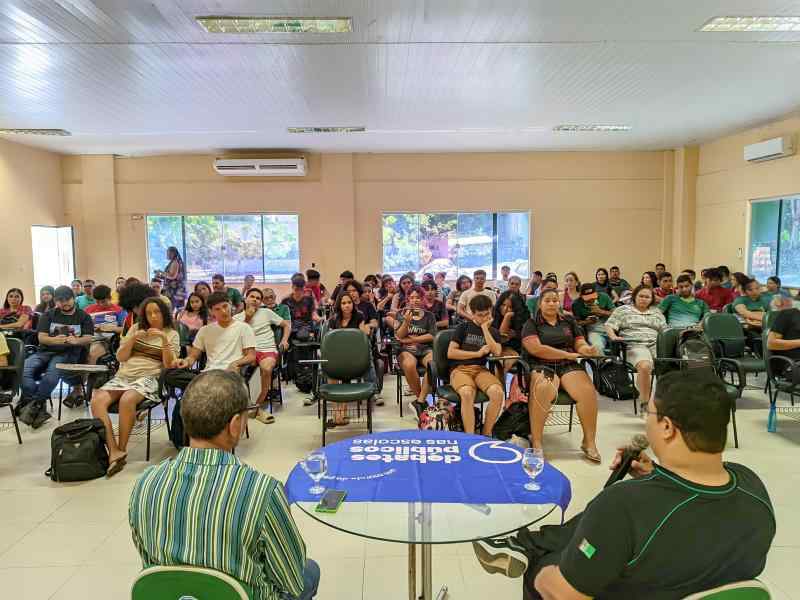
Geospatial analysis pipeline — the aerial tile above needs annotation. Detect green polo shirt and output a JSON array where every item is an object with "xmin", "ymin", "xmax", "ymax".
[
  {"xmin": 732, "ymin": 294, "xmax": 770, "ymax": 314},
  {"xmin": 226, "ymin": 287, "xmax": 244, "ymax": 307},
  {"xmin": 571, "ymin": 293, "xmax": 615, "ymax": 321},
  {"xmin": 659, "ymin": 295, "xmax": 709, "ymax": 328}
]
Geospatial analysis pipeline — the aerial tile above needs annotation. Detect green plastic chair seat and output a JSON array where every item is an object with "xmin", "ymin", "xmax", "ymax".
[
  {"xmin": 319, "ymin": 382, "xmax": 375, "ymax": 402},
  {"xmin": 131, "ymin": 566, "xmax": 254, "ymax": 600},
  {"xmin": 556, "ymin": 389, "xmax": 576, "ymax": 406},
  {"xmin": 726, "ymin": 356, "xmax": 766, "ymax": 373},
  {"xmin": 682, "ymin": 579, "xmax": 770, "ymax": 599}
]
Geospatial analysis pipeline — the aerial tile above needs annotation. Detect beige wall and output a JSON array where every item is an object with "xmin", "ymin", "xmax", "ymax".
[
  {"xmin": 0, "ymin": 138, "xmax": 64, "ymax": 301},
  {"xmin": 63, "ymin": 150, "xmax": 670, "ymax": 290},
  {"xmin": 696, "ymin": 114, "xmax": 800, "ymax": 273}
]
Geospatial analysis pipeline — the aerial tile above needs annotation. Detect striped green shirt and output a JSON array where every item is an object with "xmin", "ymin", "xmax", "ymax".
[{"xmin": 129, "ymin": 447, "xmax": 306, "ymax": 600}]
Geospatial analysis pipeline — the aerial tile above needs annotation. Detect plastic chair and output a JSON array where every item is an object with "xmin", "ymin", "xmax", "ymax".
[
  {"xmin": 131, "ymin": 565, "xmax": 254, "ymax": 600},
  {"xmin": 682, "ymin": 579, "xmax": 770, "ymax": 599},
  {"xmin": 319, "ymin": 329, "xmax": 375, "ymax": 446},
  {"xmin": 702, "ymin": 313, "xmax": 765, "ymax": 393},
  {"xmin": 514, "ymin": 354, "xmax": 579, "ymax": 432},
  {"xmin": 0, "ymin": 336, "xmax": 24, "ymax": 443}
]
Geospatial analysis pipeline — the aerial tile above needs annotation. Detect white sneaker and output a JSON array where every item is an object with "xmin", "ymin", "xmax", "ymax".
[
  {"xmin": 509, "ymin": 435, "xmax": 531, "ymax": 449},
  {"xmin": 303, "ymin": 397, "xmax": 314, "ymax": 406}
]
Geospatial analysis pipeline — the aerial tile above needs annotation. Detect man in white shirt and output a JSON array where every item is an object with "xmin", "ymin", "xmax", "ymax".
[
  {"xmin": 175, "ymin": 292, "xmax": 256, "ymax": 373},
  {"xmin": 235, "ymin": 288, "xmax": 290, "ymax": 424},
  {"xmin": 457, "ymin": 269, "xmax": 497, "ymax": 320}
]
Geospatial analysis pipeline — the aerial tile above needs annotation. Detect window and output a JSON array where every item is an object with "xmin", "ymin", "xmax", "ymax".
[
  {"xmin": 382, "ymin": 211, "xmax": 530, "ymax": 279},
  {"xmin": 748, "ymin": 196, "xmax": 800, "ymax": 287},
  {"xmin": 146, "ymin": 214, "xmax": 299, "ymax": 283},
  {"xmin": 31, "ymin": 226, "xmax": 75, "ymax": 293}
]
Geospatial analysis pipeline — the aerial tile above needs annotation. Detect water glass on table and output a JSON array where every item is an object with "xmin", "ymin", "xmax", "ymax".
[
  {"xmin": 301, "ymin": 450, "xmax": 328, "ymax": 495},
  {"xmin": 522, "ymin": 448, "xmax": 544, "ymax": 491}
]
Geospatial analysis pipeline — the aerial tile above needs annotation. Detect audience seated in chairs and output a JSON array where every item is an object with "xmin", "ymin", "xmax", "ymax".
[
  {"xmin": 241, "ymin": 274, "xmax": 256, "ymax": 298},
  {"xmin": 496, "ymin": 265, "xmax": 512, "ymax": 292},
  {"xmin": 448, "ymin": 294, "xmax": 505, "ymax": 435},
  {"xmin": 606, "ymin": 285, "xmax": 667, "ymax": 413},
  {"xmin": 91, "ymin": 297, "xmax": 180, "ymax": 477},
  {"xmin": 193, "ymin": 281, "xmax": 212, "ymax": 303},
  {"xmin": 85, "ymin": 284, "xmax": 127, "ymax": 364},
  {"xmin": 376, "ymin": 275, "xmax": 397, "ymax": 313},
  {"xmin": 608, "ymin": 265, "xmax": 630, "ymax": 299},
  {"xmin": 767, "ymin": 275, "xmax": 791, "ymax": 299},
  {"xmin": 733, "ymin": 278, "xmax": 771, "ymax": 329},
  {"xmin": 0, "ymin": 288, "xmax": 33, "ymax": 331},
  {"xmin": 386, "ymin": 273, "xmax": 415, "ymax": 329},
  {"xmin": 235, "ymin": 288, "xmax": 289, "ymax": 425},
  {"xmin": 149, "ymin": 278, "xmax": 173, "ymax": 312},
  {"xmin": 176, "ymin": 292, "xmax": 209, "ymax": 340},
  {"xmin": 396, "ymin": 286, "xmax": 438, "ymax": 419},
  {"xmin": 34, "ymin": 285, "xmax": 55, "ymax": 314},
  {"xmin": 492, "ymin": 289, "xmax": 530, "ymax": 378},
  {"xmin": 457, "ymin": 269, "xmax": 497, "ymax": 321},
  {"xmin": 305, "ymin": 269, "xmax": 329, "ymax": 306},
  {"xmin": 571, "ymin": 283, "xmax": 614, "ymax": 355},
  {"xmin": 561, "ymin": 272, "xmax": 580, "ymax": 314},
  {"xmin": 330, "ymin": 270, "xmax": 355, "ymax": 304},
  {"xmin": 659, "ymin": 274, "xmax": 709, "ymax": 328},
  {"xmin": 474, "ymin": 370, "xmax": 774, "ymax": 600},
  {"xmin": 76, "ymin": 279, "xmax": 96, "ymax": 310},
  {"xmin": 71, "ymin": 279, "xmax": 83, "ymax": 299},
  {"xmin": 653, "ymin": 271, "xmax": 673, "ymax": 301},
  {"xmin": 640, "ymin": 270, "xmax": 658, "ymax": 291},
  {"xmin": 17, "ymin": 286, "xmax": 95, "ymax": 429},
  {"xmin": 593, "ymin": 268, "xmax": 617, "ymax": 302},
  {"xmin": 282, "ymin": 276, "xmax": 320, "ymax": 335},
  {"xmin": 211, "ymin": 274, "xmax": 244, "ymax": 314},
  {"xmin": 110, "ymin": 276, "xmax": 126, "ymax": 305},
  {"xmin": 654, "ymin": 262, "xmax": 667, "ymax": 279},
  {"xmin": 525, "ymin": 271, "xmax": 543, "ymax": 298},
  {"xmin": 526, "ymin": 277, "xmax": 558, "ymax": 316},
  {"xmin": 521, "ymin": 288, "xmax": 601, "ymax": 462},
  {"xmin": 421, "ymin": 281, "xmax": 449, "ymax": 329},
  {"xmin": 129, "ymin": 370, "xmax": 320, "ymax": 600},
  {"xmin": 696, "ymin": 268, "xmax": 737, "ymax": 312},
  {"xmin": 435, "ymin": 271, "xmax": 451, "ymax": 301},
  {"xmin": 446, "ymin": 274, "xmax": 472, "ymax": 324}
]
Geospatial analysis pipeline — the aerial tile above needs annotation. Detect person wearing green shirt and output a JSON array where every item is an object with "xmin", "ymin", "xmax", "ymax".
[
  {"xmin": 129, "ymin": 370, "xmax": 320, "ymax": 600},
  {"xmin": 659, "ymin": 274, "xmax": 709, "ymax": 328},
  {"xmin": 571, "ymin": 283, "xmax": 615, "ymax": 354},
  {"xmin": 608, "ymin": 266, "xmax": 631, "ymax": 298},
  {"xmin": 526, "ymin": 277, "xmax": 558, "ymax": 316},
  {"xmin": 263, "ymin": 287, "xmax": 292, "ymax": 322},
  {"xmin": 212, "ymin": 273, "xmax": 244, "ymax": 314},
  {"xmin": 732, "ymin": 279, "xmax": 771, "ymax": 328},
  {"xmin": 75, "ymin": 279, "xmax": 97, "ymax": 310}
]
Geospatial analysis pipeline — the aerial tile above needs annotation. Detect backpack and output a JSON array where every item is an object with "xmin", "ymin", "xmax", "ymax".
[
  {"xmin": 419, "ymin": 399, "xmax": 480, "ymax": 432},
  {"xmin": 677, "ymin": 329, "xmax": 715, "ymax": 371},
  {"xmin": 596, "ymin": 358, "xmax": 639, "ymax": 400},
  {"xmin": 291, "ymin": 343, "xmax": 317, "ymax": 393},
  {"xmin": 492, "ymin": 402, "xmax": 531, "ymax": 440},
  {"xmin": 46, "ymin": 418, "xmax": 109, "ymax": 482},
  {"xmin": 161, "ymin": 369, "xmax": 197, "ymax": 450}
]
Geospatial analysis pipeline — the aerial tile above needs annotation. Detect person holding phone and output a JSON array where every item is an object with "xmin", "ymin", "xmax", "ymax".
[
  {"xmin": 396, "ymin": 287, "xmax": 437, "ymax": 420},
  {"xmin": 571, "ymin": 283, "xmax": 615, "ymax": 355}
]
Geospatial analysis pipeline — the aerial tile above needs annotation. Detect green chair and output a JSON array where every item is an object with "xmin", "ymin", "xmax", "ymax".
[
  {"xmin": 702, "ymin": 313, "xmax": 765, "ymax": 393},
  {"xmin": 319, "ymin": 329, "xmax": 375, "ymax": 446},
  {"xmin": 682, "ymin": 579, "xmax": 770, "ymax": 599},
  {"xmin": 0, "ymin": 336, "xmax": 24, "ymax": 444},
  {"xmin": 763, "ymin": 326, "xmax": 799, "ymax": 433},
  {"xmin": 131, "ymin": 566, "xmax": 254, "ymax": 600}
]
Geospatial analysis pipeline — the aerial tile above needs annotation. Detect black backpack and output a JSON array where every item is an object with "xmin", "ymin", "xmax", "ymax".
[
  {"xmin": 492, "ymin": 402, "xmax": 530, "ymax": 440},
  {"xmin": 677, "ymin": 329, "xmax": 715, "ymax": 371},
  {"xmin": 596, "ymin": 358, "xmax": 639, "ymax": 400},
  {"xmin": 291, "ymin": 343, "xmax": 317, "ymax": 393},
  {"xmin": 46, "ymin": 418, "xmax": 109, "ymax": 482}
]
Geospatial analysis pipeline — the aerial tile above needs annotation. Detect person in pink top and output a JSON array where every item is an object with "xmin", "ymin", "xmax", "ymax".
[
  {"xmin": 0, "ymin": 288, "xmax": 33, "ymax": 331},
  {"xmin": 176, "ymin": 292, "xmax": 209, "ymax": 340},
  {"xmin": 561, "ymin": 272, "xmax": 580, "ymax": 314}
]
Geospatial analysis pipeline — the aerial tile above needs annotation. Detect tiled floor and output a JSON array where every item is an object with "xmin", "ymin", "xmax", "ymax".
[{"xmin": 0, "ymin": 375, "xmax": 798, "ymax": 599}]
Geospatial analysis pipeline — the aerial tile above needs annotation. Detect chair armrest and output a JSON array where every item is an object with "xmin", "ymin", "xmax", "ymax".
[
  {"xmin": 767, "ymin": 354, "xmax": 800, "ymax": 382},
  {"xmin": 717, "ymin": 357, "xmax": 746, "ymax": 385}
]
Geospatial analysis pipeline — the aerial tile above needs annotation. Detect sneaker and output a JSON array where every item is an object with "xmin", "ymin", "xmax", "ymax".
[
  {"xmin": 303, "ymin": 397, "xmax": 314, "ymax": 406},
  {"xmin": 17, "ymin": 401, "xmax": 40, "ymax": 426},
  {"xmin": 408, "ymin": 401, "xmax": 426, "ymax": 422},
  {"xmin": 509, "ymin": 434, "xmax": 531, "ymax": 449},
  {"xmin": 31, "ymin": 408, "xmax": 52, "ymax": 430},
  {"xmin": 472, "ymin": 538, "xmax": 529, "ymax": 578},
  {"xmin": 62, "ymin": 390, "xmax": 84, "ymax": 409}
]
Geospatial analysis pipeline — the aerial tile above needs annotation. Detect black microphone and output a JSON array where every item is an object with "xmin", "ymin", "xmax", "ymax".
[{"xmin": 604, "ymin": 434, "xmax": 649, "ymax": 488}]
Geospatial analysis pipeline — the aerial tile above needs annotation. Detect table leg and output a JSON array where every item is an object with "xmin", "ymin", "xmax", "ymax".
[
  {"xmin": 408, "ymin": 544, "xmax": 416, "ymax": 600},
  {"xmin": 421, "ymin": 542, "xmax": 433, "ymax": 600}
]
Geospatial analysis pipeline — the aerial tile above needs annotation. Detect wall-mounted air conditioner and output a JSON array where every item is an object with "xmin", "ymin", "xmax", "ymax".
[
  {"xmin": 213, "ymin": 157, "xmax": 307, "ymax": 176},
  {"xmin": 743, "ymin": 136, "xmax": 795, "ymax": 163}
]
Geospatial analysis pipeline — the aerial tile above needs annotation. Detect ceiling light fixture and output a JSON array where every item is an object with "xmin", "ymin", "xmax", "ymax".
[
  {"xmin": 0, "ymin": 128, "xmax": 71, "ymax": 136},
  {"xmin": 196, "ymin": 16, "xmax": 352, "ymax": 34},
  {"xmin": 553, "ymin": 124, "xmax": 631, "ymax": 132},
  {"xmin": 700, "ymin": 16, "xmax": 800, "ymax": 32},
  {"xmin": 288, "ymin": 126, "xmax": 365, "ymax": 133}
]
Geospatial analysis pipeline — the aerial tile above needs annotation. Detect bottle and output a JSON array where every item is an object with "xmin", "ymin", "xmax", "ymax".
[{"xmin": 767, "ymin": 403, "xmax": 777, "ymax": 433}]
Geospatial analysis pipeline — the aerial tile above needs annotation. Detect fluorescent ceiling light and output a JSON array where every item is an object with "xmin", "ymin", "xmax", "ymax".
[
  {"xmin": 196, "ymin": 16, "xmax": 352, "ymax": 34},
  {"xmin": 553, "ymin": 124, "xmax": 631, "ymax": 132},
  {"xmin": 0, "ymin": 128, "xmax": 71, "ymax": 136},
  {"xmin": 700, "ymin": 16, "xmax": 800, "ymax": 32},
  {"xmin": 288, "ymin": 127, "xmax": 365, "ymax": 133}
]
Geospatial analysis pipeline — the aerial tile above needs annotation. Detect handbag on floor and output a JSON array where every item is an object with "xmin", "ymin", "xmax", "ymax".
[{"xmin": 45, "ymin": 418, "xmax": 109, "ymax": 482}]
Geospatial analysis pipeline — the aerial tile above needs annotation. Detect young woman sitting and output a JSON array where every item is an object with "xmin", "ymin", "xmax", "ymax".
[
  {"xmin": 446, "ymin": 275, "xmax": 473, "ymax": 325},
  {"xmin": 492, "ymin": 289, "xmax": 530, "ymax": 378},
  {"xmin": 522, "ymin": 289, "xmax": 601, "ymax": 462},
  {"xmin": 176, "ymin": 292, "xmax": 208, "ymax": 342},
  {"xmin": 35, "ymin": 286, "xmax": 55, "ymax": 314},
  {"xmin": 395, "ymin": 287, "xmax": 438, "ymax": 420},
  {"xmin": 0, "ymin": 288, "xmax": 33, "ymax": 331},
  {"xmin": 90, "ymin": 297, "xmax": 179, "ymax": 477}
]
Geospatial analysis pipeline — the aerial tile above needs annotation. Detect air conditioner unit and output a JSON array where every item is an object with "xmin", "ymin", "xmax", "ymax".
[
  {"xmin": 744, "ymin": 136, "xmax": 795, "ymax": 163},
  {"xmin": 213, "ymin": 157, "xmax": 307, "ymax": 177}
]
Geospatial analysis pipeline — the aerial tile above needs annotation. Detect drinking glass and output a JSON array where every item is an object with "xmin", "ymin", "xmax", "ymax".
[
  {"xmin": 301, "ymin": 450, "xmax": 328, "ymax": 495},
  {"xmin": 522, "ymin": 448, "xmax": 544, "ymax": 491}
]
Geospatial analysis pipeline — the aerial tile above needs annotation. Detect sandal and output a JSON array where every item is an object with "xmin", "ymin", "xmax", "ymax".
[
  {"xmin": 106, "ymin": 454, "xmax": 127, "ymax": 478},
  {"xmin": 580, "ymin": 446, "xmax": 602, "ymax": 464}
]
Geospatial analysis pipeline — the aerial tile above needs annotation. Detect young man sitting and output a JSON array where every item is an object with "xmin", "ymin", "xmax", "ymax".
[
  {"xmin": 282, "ymin": 276, "xmax": 321, "ymax": 336},
  {"xmin": 18, "ymin": 286, "xmax": 95, "ymax": 428},
  {"xmin": 76, "ymin": 279, "xmax": 96, "ymax": 310},
  {"xmin": 659, "ymin": 274, "xmax": 709, "ymax": 328},
  {"xmin": 85, "ymin": 284, "xmax": 127, "ymax": 365},
  {"xmin": 570, "ymin": 283, "xmax": 614, "ymax": 355},
  {"xmin": 457, "ymin": 269, "xmax": 497, "ymax": 320},
  {"xmin": 235, "ymin": 288, "xmax": 290, "ymax": 425},
  {"xmin": 496, "ymin": 265, "xmax": 512, "ymax": 292},
  {"xmin": 263, "ymin": 287, "xmax": 291, "ymax": 321},
  {"xmin": 149, "ymin": 278, "xmax": 173, "ymax": 311},
  {"xmin": 608, "ymin": 266, "xmax": 630, "ymax": 298},
  {"xmin": 211, "ymin": 273, "xmax": 244, "ymax": 314},
  {"xmin": 447, "ymin": 295, "xmax": 505, "ymax": 435},
  {"xmin": 653, "ymin": 271, "xmax": 673, "ymax": 301},
  {"xmin": 421, "ymin": 281, "xmax": 449, "ymax": 329},
  {"xmin": 473, "ymin": 370, "xmax": 775, "ymax": 600},
  {"xmin": 733, "ymin": 278, "xmax": 771, "ymax": 328},
  {"xmin": 696, "ymin": 268, "xmax": 736, "ymax": 312},
  {"xmin": 129, "ymin": 370, "xmax": 320, "ymax": 600}
]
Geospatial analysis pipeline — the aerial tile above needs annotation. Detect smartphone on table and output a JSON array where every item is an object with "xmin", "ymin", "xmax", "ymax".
[{"xmin": 315, "ymin": 489, "xmax": 347, "ymax": 513}]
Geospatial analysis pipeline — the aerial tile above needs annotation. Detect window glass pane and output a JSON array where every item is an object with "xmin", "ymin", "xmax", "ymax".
[
  {"xmin": 146, "ymin": 216, "xmax": 183, "ymax": 279},
  {"xmin": 31, "ymin": 226, "xmax": 75, "ymax": 293},
  {"xmin": 778, "ymin": 197, "xmax": 800, "ymax": 287},
  {"xmin": 748, "ymin": 200, "xmax": 780, "ymax": 283},
  {"xmin": 185, "ymin": 215, "xmax": 223, "ymax": 281},
  {"xmin": 222, "ymin": 215, "xmax": 263, "ymax": 282},
  {"xmin": 263, "ymin": 215, "xmax": 300, "ymax": 282},
  {"xmin": 455, "ymin": 213, "xmax": 494, "ymax": 278},
  {"xmin": 419, "ymin": 213, "xmax": 457, "ymax": 278},
  {"xmin": 383, "ymin": 213, "xmax": 420, "ymax": 277},
  {"xmin": 496, "ymin": 212, "xmax": 530, "ymax": 278}
]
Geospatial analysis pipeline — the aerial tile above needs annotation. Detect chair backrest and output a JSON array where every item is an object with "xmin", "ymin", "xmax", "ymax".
[
  {"xmin": 682, "ymin": 579, "xmax": 770, "ymax": 599},
  {"xmin": 762, "ymin": 310, "xmax": 779, "ymax": 331},
  {"xmin": 131, "ymin": 565, "xmax": 252, "ymax": 600},
  {"xmin": 431, "ymin": 329, "xmax": 456, "ymax": 384},
  {"xmin": 702, "ymin": 313, "xmax": 746, "ymax": 358},
  {"xmin": 656, "ymin": 327, "xmax": 683, "ymax": 360},
  {"xmin": 321, "ymin": 328, "xmax": 370, "ymax": 380},
  {"xmin": 3, "ymin": 336, "xmax": 24, "ymax": 396}
]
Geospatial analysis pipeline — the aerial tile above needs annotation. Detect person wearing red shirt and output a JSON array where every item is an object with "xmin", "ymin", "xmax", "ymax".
[
  {"xmin": 696, "ymin": 268, "xmax": 736, "ymax": 312},
  {"xmin": 653, "ymin": 272, "xmax": 674, "ymax": 301}
]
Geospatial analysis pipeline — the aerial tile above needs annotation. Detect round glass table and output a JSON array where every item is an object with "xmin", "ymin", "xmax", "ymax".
[{"xmin": 287, "ymin": 431, "xmax": 570, "ymax": 600}]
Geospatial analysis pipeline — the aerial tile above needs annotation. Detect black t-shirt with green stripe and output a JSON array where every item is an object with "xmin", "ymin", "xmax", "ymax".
[{"xmin": 558, "ymin": 462, "xmax": 774, "ymax": 599}]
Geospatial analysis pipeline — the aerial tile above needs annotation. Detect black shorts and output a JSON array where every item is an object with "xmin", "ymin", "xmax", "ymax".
[
  {"xmin": 529, "ymin": 360, "xmax": 585, "ymax": 379},
  {"xmin": 398, "ymin": 346, "xmax": 432, "ymax": 361}
]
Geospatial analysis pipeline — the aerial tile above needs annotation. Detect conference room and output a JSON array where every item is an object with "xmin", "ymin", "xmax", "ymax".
[{"xmin": 0, "ymin": 2, "xmax": 798, "ymax": 599}]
